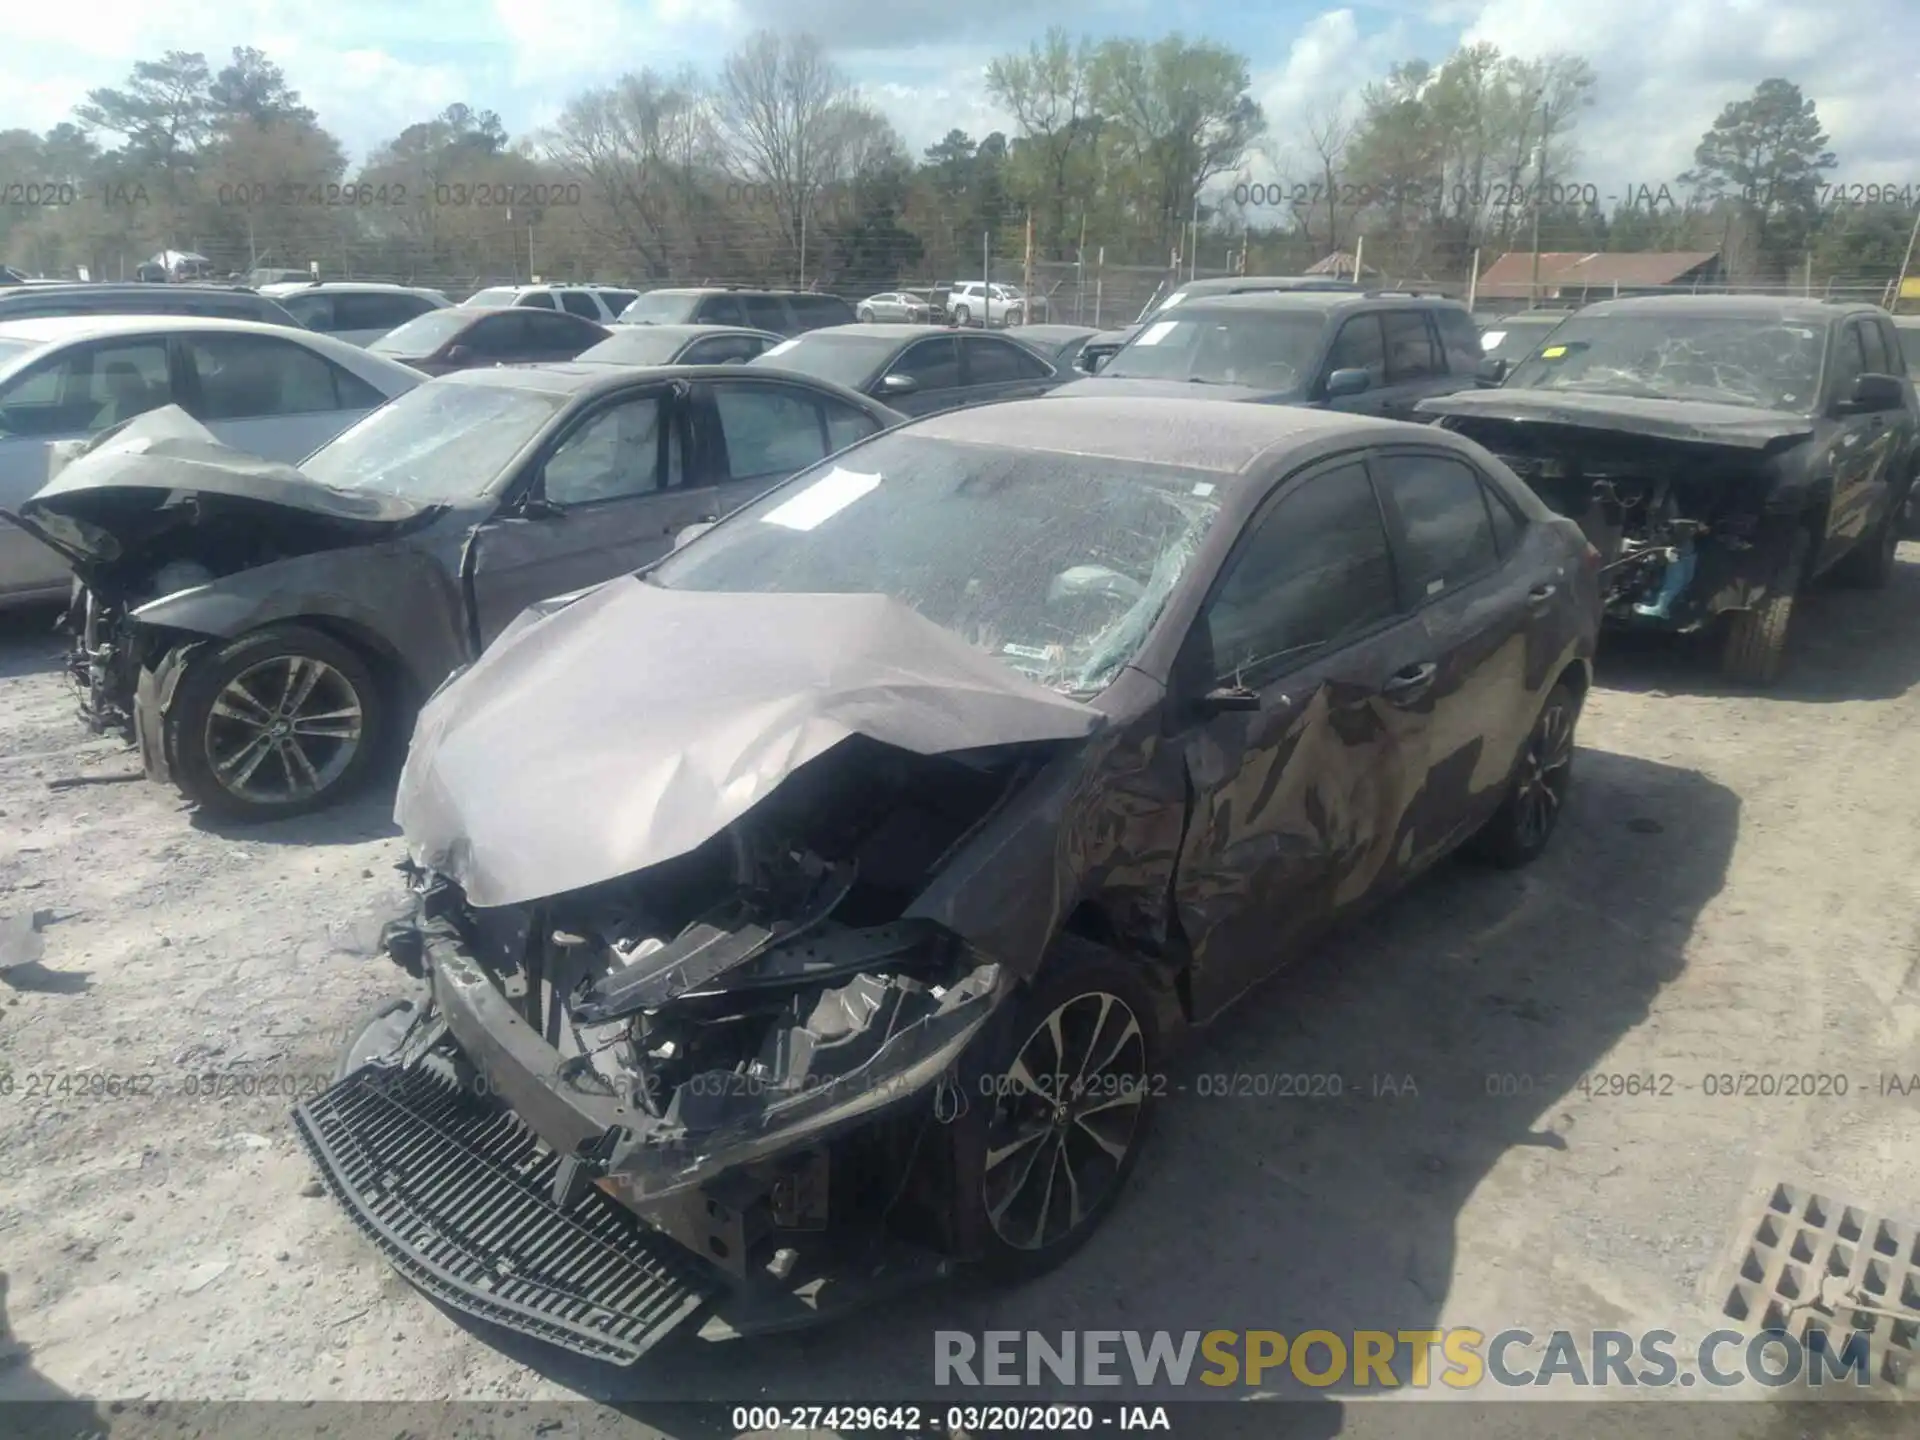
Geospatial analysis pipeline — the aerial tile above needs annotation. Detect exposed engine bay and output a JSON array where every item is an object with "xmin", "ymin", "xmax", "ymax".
[{"xmin": 1438, "ymin": 417, "xmax": 1800, "ymax": 626}]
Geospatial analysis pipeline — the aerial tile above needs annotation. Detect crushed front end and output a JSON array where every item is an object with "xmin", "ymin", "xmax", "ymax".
[
  {"xmin": 294, "ymin": 738, "xmax": 1034, "ymax": 1359},
  {"xmin": 1437, "ymin": 416, "xmax": 1809, "ymax": 630}
]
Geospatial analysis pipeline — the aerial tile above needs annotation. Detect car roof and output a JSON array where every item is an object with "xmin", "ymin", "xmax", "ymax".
[
  {"xmin": 1576, "ymin": 294, "xmax": 1860, "ymax": 323},
  {"xmin": 636, "ymin": 287, "xmax": 818, "ymax": 298},
  {"xmin": 1013, "ymin": 324, "xmax": 1098, "ymax": 341},
  {"xmin": 261, "ymin": 281, "xmax": 439, "ymax": 295},
  {"xmin": 444, "ymin": 360, "xmax": 891, "ymax": 407},
  {"xmin": 787, "ymin": 323, "xmax": 953, "ymax": 342},
  {"xmin": 1176, "ymin": 275, "xmax": 1360, "ymax": 296},
  {"xmin": 591, "ymin": 323, "xmax": 779, "ymax": 342},
  {"xmin": 0, "ymin": 313, "xmax": 315, "ymax": 344},
  {"xmin": 908, "ymin": 396, "xmax": 1433, "ymax": 475},
  {"xmin": 1186, "ymin": 291, "xmax": 1467, "ymax": 315}
]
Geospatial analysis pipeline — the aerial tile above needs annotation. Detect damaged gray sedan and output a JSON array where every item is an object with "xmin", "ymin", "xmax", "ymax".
[
  {"xmin": 4, "ymin": 363, "xmax": 900, "ymax": 819},
  {"xmin": 293, "ymin": 397, "xmax": 1599, "ymax": 1363}
]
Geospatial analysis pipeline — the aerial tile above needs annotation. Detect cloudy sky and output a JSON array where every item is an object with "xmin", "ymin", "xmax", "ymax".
[{"xmin": 4, "ymin": 0, "xmax": 1913, "ymax": 186}]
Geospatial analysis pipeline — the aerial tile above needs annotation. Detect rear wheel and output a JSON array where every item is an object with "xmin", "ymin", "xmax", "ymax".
[
  {"xmin": 1469, "ymin": 681, "xmax": 1579, "ymax": 868},
  {"xmin": 953, "ymin": 304, "xmax": 971, "ymax": 327},
  {"xmin": 167, "ymin": 623, "xmax": 387, "ymax": 821},
  {"xmin": 1721, "ymin": 529, "xmax": 1810, "ymax": 685},
  {"xmin": 856, "ymin": 306, "xmax": 874, "ymax": 323},
  {"xmin": 948, "ymin": 938, "xmax": 1160, "ymax": 1281}
]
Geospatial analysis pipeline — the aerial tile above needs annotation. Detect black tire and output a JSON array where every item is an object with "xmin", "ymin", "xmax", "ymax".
[
  {"xmin": 953, "ymin": 304, "xmax": 971, "ymax": 327},
  {"xmin": 1469, "ymin": 681, "xmax": 1579, "ymax": 869},
  {"xmin": 1832, "ymin": 506, "xmax": 1900, "ymax": 589},
  {"xmin": 856, "ymin": 306, "xmax": 874, "ymax": 323},
  {"xmin": 1721, "ymin": 530, "xmax": 1809, "ymax": 686},
  {"xmin": 166, "ymin": 623, "xmax": 387, "ymax": 822},
  {"xmin": 947, "ymin": 936, "xmax": 1161, "ymax": 1282}
]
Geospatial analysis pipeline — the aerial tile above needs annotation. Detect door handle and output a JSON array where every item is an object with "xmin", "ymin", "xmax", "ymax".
[
  {"xmin": 1528, "ymin": 582, "xmax": 1557, "ymax": 604},
  {"xmin": 1382, "ymin": 661, "xmax": 1437, "ymax": 704}
]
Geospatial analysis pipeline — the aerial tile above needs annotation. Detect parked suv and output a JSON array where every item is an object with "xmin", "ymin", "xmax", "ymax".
[
  {"xmin": 461, "ymin": 284, "xmax": 638, "ymax": 323},
  {"xmin": 0, "ymin": 282, "xmax": 302, "ymax": 328},
  {"xmin": 616, "ymin": 288, "xmax": 855, "ymax": 335},
  {"xmin": 945, "ymin": 281, "xmax": 1040, "ymax": 327},
  {"xmin": 1052, "ymin": 290, "xmax": 1483, "ymax": 421},
  {"xmin": 262, "ymin": 281, "xmax": 451, "ymax": 346}
]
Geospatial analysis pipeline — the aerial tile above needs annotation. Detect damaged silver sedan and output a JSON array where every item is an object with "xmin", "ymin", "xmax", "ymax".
[{"xmin": 295, "ymin": 397, "xmax": 1600, "ymax": 1362}]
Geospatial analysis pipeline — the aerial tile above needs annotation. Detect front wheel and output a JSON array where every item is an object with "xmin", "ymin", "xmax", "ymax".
[
  {"xmin": 166, "ymin": 623, "xmax": 387, "ymax": 821},
  {"xmin": 953, "ymin": 305, "xmax": 971, "ymax": 327},
  {"xmin": 1721, "ymin": 529, "xmax": 1809, "ymax": 685},
  {"xmin": 948, "ymin": 938, "xmax": 1160, "ymax": 1281}
]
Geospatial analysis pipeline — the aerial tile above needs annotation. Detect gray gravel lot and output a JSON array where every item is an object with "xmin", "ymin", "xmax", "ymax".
[{"xmin": 2, "ymin": 548, "xmax": 1918, "ymax": 1437}]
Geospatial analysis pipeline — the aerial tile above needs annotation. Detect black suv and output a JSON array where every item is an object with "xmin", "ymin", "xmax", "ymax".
[
  {"xmin": 1422, "ymin": 296, "xmax": 1919, "ymax": 684},
  {"xmin": 616, "ymin": 288, "xmax": 856, "ymax": 335},
  {"xmin": 1051, "ymin": 290, "xmax": 1482, "ymax": 420},
  {"xmin": 0, "ymin": 282, "xmax": 301, "ymax": 327}
]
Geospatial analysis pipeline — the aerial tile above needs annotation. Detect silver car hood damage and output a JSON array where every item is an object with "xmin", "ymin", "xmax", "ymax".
[
  {"xmin": 396, "ymin": 576, "xmax": 1105, "ymax": 908},
  {"xmin": 5, "ymin": 406, "xmax": 427, "ymax": 567}
]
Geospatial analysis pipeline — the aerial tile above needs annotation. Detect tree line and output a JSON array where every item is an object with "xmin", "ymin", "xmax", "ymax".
[{"xmin": 0, "ymin": 32, "xmax": 1905, "ymax": 297}]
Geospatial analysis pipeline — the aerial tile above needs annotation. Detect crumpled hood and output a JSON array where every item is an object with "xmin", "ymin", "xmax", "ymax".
[
  {"xmin": 1418, "ymin": 387, "xmax": 1817, "ymax": 449},
  {"xmin": 396, "ymin": 577, "xmax": 1105, "ymax": 908},
  {"xmin": 1045, "ymin": 375, "xmax": 1290, "ymax": 405},
  {"xmin": 3, "ymin": 406, "xmax": 429, "ymax": 569}
]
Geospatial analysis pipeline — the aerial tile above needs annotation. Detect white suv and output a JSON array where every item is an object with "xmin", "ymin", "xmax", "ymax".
[
  {"xmin": 946, "ymin": 281, "xmax": 1038, "ymax": 327},
  {"xmin": 461, "ymin": 283, "xmax": 639, "ymax": 323},
  {"xmin": 261, "ymin": 281, "xmax": 450, "ymax": 346}
]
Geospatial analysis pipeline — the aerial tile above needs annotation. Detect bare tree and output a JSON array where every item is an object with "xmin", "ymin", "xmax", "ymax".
[
  {"xmin": 715, "ymin": 31, "xmax": 854, "ymax": 283},
  {"xmin": 1292, "ymin": 102, "xmax": 1355, "ymax": 255},
  {"xmin": 549, "ymin": 68, "xmax": 717, "ymax": 279}
]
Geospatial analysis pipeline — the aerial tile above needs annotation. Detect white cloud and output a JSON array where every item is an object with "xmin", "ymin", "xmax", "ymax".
[
  {"xmin": 1238, "ymin": 9, "xmax": 1414, "ymax": 189},
  {"xmin": 1457, "ymin": 0, "xmax": 1920, "ymax": 182}
]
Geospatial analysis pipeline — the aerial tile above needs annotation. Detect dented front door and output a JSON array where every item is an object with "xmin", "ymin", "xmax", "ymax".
[{"xmin": 1168, "ymin": 459, "xmax": 1434, "ymax": 1022}]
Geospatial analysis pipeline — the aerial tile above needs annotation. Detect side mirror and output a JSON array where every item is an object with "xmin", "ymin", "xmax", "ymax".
[
  {"xmin": 1196, "ymin": 684, "xmax": 1261, "ymax": 715},
  {"xmin": 673, "ymin": 521, "xmax": 715, "ymax": 550},
  {"xmin": 1475, "ymin": 356, "xmax": 1511, "ymax": 386},
  {"xmin": 1837, "ymin": 373, "xmax": 1904, "ymax": 415},
  {"xmin": 878, "ymin": 372, "xmax": 918, "ymax": 396},
  {"xmin": 444, "ymin": 344, "xmax": 472, "ymax": 364},
  {"xmin": 1323, "ymin": 367, "xmax": 1373, "ymax": 399},
  {"xmin": 517, "ymin": 495, "xmax": 563, "ymax": 519}
]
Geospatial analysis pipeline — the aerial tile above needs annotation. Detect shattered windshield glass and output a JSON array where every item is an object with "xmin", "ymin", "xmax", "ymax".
[
  {"xmin": 1503, "ymin": 314, "xmax": 1826, "ymax": 411},
  {"xmin": 1102, "ymin": 309, "xmax": 1326, "ymax": 391},
  {"xmin": 300, "ymin": 380, "xmax": 567, "ymax": 503},
  {"xmin": 650, "ymin": 431, "xmax": 1223, "ymax": 696}
]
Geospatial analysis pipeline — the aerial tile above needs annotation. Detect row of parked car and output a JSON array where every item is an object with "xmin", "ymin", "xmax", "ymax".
[{"xmin": 1, "ymin": 266, "xmax": 1914, "ymax": 1368}]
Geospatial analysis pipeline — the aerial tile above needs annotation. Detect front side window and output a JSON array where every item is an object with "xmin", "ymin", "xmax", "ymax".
[
  {"xmin": 1325, "ymin": 314, "xmax": 1387, "ymax": 385},
  {"xmin": 894, "ymin": 337, "xmax": 960, "ymax": 390},
  {"xmin": 1203, "ymin": 462, "xmax": 1399, "ymax": 688},
  {"xmin": 542, "ymin": 395, "xmax": 667, "ymax": 505},
  {"xmin": 559, "ymin": 290, "xmax": 602, "ymax": 319},
  {"xmin": 517, "ymin": 291, "xmax": 557, "ymax": 309}
]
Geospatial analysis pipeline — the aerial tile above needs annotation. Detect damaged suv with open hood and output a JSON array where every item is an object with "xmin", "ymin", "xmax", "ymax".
[
  {"xmin": 292, "ymin": 396, "xmax": 1598, "ymax": 1362},
  {"xmin": 1421, "ymin": 296, "xmax": 1917, "ymax": 684}
]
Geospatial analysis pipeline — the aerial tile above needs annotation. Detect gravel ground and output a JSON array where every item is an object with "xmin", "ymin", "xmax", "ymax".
[{"xmin": 2, "ymin": 547, "xmax": 1918, "ymax": 1438}]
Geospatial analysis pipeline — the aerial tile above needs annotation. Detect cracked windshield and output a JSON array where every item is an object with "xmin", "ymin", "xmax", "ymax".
[
  {"xmin": 651, "ymin": 431, "xmax": 1221, "ymax": 694},
  {"xmin": 1503, "ymin": 314, "xmax": 1828, "ymax": 410}
]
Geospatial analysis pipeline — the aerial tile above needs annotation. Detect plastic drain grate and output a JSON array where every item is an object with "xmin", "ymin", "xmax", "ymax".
[{"xmin": 1719, "ymin": 1182, "xmax": 1920, "ymax": 1390}]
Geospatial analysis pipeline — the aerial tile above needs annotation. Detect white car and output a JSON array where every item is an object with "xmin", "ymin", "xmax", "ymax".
[
  {"xmin": 946, "ymin": 281, "xmax": 1038, "ymax": 327},
  {"xmin": 460, "ymin": 283, "xmax": 639, "ymax": 324},
  {"xmin": 260, "ymin": 281, "xmax": 451, "ymax": 347},
  {"xmin": 0, "ymin": 315, "xmax": 423, "ymax": 609}
]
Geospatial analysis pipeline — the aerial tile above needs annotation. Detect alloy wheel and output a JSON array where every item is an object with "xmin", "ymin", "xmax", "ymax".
[
  {"xmin": 1514, "ymin": 698, "xmax": 1574, "ymax": 851},
  {"xmin": 981, "ymin": 990, "xmax": 1148, "ymax": 1251},
  {"xmin": 203, "ymin": 654, "xmax": 364, "ymax": 806}
]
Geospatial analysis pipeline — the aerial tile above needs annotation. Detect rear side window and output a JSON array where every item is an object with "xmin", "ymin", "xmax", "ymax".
[
  {"xmin": 1382, "ymin": 311, "xmax": 1440, "ymax": 381},
  {"xmin": 791, "ymin": 294, "xmax": 855, "ymax": 329},
  {"xmin": 693, "ymin": 295, "xmax": 745, "ymax": 325},
  {"xmin": 1880, "ymin": 321, "xmax": 1908, "ymax": 375},
  {"xmin": 741, "ymin": 294, "xmax": 790, "ymax": 332},
  {"xmin": 964, "ymin": 337, "xmax": 1050, "ymax": 384},
  {"xmin": 0, "ymin": 338, "xmax": 172, "ymax": 436},
  {"xmin": 1374, "ymin": 451, "xmax": 1501, "ymax": 601},
  {"xmin": 334, "ymin": 292, "xmax": 433, "ymax": 330},
  {"xmin": 1857, "ymin": 319, "xmax": 1890, "ymax": 375},
  {"xmin": 1434, "ymin": 307, "xmax": 1483, "ymax": 373},
  {"xmin": 184, "ymin": 334, "xmax": 381, "ymax": 418},
  {"xmin": 279, "ymin": 293, "xmax": 334, "ymax": 329},
  {"xmin": 1483, "ymin": 480, "xmax": 1526, "ymax": 558}
]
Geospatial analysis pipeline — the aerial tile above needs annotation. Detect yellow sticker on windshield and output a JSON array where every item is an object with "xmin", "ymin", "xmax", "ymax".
[{"xmin": 1540, "ymin": 345, "xmax": 1568, "ymax": 358}]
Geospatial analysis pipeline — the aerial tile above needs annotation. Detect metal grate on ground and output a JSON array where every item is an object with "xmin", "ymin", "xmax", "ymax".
[
  {"xmin": 291, "ymin": 1063, "xmax": 720, "ymax": 1365},
  {"xmin": 1718, "ymin": 1181, "xmax": 1920, "ymax": 1391}
]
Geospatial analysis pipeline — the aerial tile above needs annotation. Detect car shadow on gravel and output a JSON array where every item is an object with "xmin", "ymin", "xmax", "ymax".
[
  {"xmin": 393, "ymin": 747, "xmax": 1735, "ymax": 1433},
  {"xmin": 0, "ymin": 1271, "xmax": 109, "ymax": 1439},
  {"xmin": 0, "ymin": 604, "xmax": 65, "ymax": 682},
  {"xmin": 1597, "ymin": 547, "xmax": 1920, "ymax": 703},
  {"xmin": 188, "ymin": 786, "xmax": 400, "ymax": 847}
]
